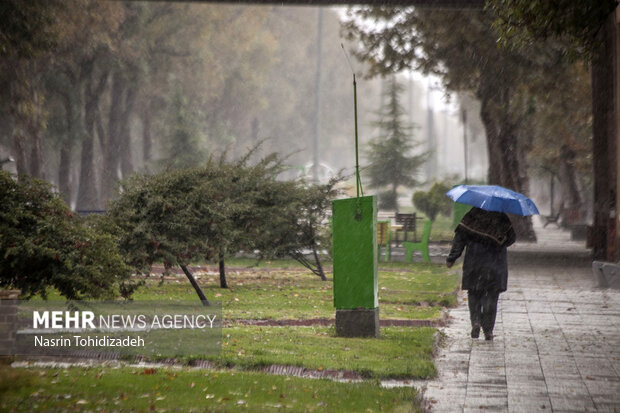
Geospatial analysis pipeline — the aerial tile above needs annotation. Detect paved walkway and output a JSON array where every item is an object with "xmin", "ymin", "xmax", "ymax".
[{"xmin": 421, "ymin": 219, "xmax": 620, "ymax": 412}]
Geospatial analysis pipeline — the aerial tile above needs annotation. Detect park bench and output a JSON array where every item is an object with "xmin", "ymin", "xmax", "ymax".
[
  {"xmin": 402, "ymin": 220, "xmax": 433, "ymax": 263},
  {"xmin": 393, "ymin": 213, "xmax": 418, "ymax": 245},
  {"xmin": 542, "ymin": 212, "xmax": 561, "ymax": 228}
]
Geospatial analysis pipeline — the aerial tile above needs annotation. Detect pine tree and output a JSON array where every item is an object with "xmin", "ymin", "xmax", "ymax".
[{"xmin": 365, "ymin": 76, "xmax": 427, "ymax": 211}]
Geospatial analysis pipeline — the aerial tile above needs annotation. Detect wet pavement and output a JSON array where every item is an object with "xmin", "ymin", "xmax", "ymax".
[{"xmin": 421, "ymin": 219, "xmax": 620, "ymax": 412}]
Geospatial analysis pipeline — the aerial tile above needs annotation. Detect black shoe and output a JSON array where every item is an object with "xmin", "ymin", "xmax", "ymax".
[
  {"xmin": 484, "ymin": 332, "xmax": 493, "ymax": 341},
  {"xmin": 471, "ymin": 323, "xmax": 480, "ymax": 338}
]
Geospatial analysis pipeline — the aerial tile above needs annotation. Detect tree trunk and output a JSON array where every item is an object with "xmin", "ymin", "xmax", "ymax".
[
  {"xmin": 58, "ymin": 94, "xmax": 75, "ymax": 205},
  {"xmin": 142, "ymin": 106, "xmax": 153, "ymax": 165},
  {"xmin": 558, "ymin": 144, "xmax": 584, "ymax": 225},
  {"xmin": 180, "ymin": 264, "xmax": 210, "ymax": 306},
  {"xmin": 58, "ymin": 143, "xmax": 72, "ymax": 205},
  {"xmin": 392, "ymin": 183, "xmax": 398, "ymax": 213},
  {"xmin": 11, "ymin": 130, "xmax": 28, "ymax": 177},
  {"xmin": 7, "ymin": 63, "xmax": 44, "ymax": 179},
  {"xmin": 96, "ymin": 108, "xmax": 107, "ymax": 155},
  {"xmin": 312, "ymin": 244, "xmax": 327, "ymax": 281},
  {"xmin": 218, "ymin": 253, "xmax": 228, "ymax": 288},
  {"xmin": 27, "ymin": 91, "xmax": 46, "ymax": 180},
  {"xmin": 479, "ymin": 89, "xmax": 536, "ymax": 242},
  {"xmin": 28, "ymin": 136, "xmax": 44, "ymax": 179},
  {"xmin": 120, "ymin": 83, "xmax": 137, "ymax": 179},
  {"xmin": 102, "ymin": 71, "xmax": 125, "ymax": 202},
  {"xmin": 590, "ymin": 14, "xmax": 616, "ymax": 261},
  {"xmin": 77, "ymin": 72, "xmax": 107, "ymax": 210},
  {"xmin": 76, "ymin": 127, "xmax": 99, "ymax": 210}
]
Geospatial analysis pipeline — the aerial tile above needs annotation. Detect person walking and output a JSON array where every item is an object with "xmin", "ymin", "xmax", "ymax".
[{"xmin": 446, "ymin": 207, "xmax": 516, "ymax": 340}]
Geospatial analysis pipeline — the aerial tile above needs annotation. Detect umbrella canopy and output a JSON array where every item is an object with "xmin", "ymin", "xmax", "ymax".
[{"xmin": 446, "ymin": 185, "xmax": 540, "ymax": 216}]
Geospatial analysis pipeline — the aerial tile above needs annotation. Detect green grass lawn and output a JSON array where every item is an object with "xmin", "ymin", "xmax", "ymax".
[
  {"xmin": 18, "ymin": 259, "xmax": 459, "ymax": 411},
  {"xmin": 0, "ymin": 366, "xmax": 419, "ymax": 412},
  {"xmin": 27, "ymin": 261, "xmax": 459, "ymax": 378},
  {"xmin": 35, "ymin": 261, "xmax": 459, "ymax": 321},
  {"xmin": 213, "ymin": 326, "xmax": 437, "ymax": 379},
  {"xmin": 128, "ymin": 263, "xmax": 459, "ymax": 321}
]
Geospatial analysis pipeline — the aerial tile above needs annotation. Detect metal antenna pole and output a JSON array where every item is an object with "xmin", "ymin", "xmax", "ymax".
[
  {"xmin": 341, "ymin": 44, "xmax": 363, "ymax": 199},
  {"xmin": 313, "ymin": 8, "xmax": 324, "ymax": 184},
  {"xmin": 353, "ymin": 73, "xmax": 362, "ymax": 199}
]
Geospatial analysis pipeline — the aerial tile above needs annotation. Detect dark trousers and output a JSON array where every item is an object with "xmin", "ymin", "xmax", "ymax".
[{"xmin": 468, "ymin": 290, "xmax": 500, "ymax": 334}]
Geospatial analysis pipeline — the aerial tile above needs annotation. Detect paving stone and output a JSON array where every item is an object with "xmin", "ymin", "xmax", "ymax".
[
  {"xmin": 505, "ymin": 373, "xmax": 546, "ymax": 386},
  {"xmin": 463, "ymin": 395, "xmax": 508, "ymax": 411},
  {"xmin": 507, "ymin": 395, "xmax": 552, "ymax": 413},
  {"xmin": 574, "ymin": 357, "xmax": 618, "ymax": 378},
  {"xmin": 506, "ymin": 382, "xmax": 549, "ymax": 396},
  {"xmin": 548, "ymin": 393, "xmax": 597, "ymax": 411},
  {"xmin": 545, "ymin": 379, "xmax": 591, "ymax": 396},
  {"xmin": 583, "ymin": 377, "xmax": 620, "ymax": 399}
]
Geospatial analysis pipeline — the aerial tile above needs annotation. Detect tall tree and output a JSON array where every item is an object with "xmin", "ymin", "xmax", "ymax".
[
  {"xmin": 487, "ymin": 0, "xmax": 618, "ymax": 258},
  {"xmin": 527, "ymin": 61, "xmax": 592, "ymax": 217},
  {"xmin": 365, "ymin": 76, "xmax": 427, "ymax": 211},
  {"xmin": 42, "ymin": 0, "xmax": 124, "ymax": 208},
  {"xmin": 0, "ymin": 0, "xmax": 65, "ymax": 179},
  {"xmin": 344, "ymin": 7, "xmax": 564, "ymax": 240},
  {"xmin": 2, "ymin": 3, "xmax": 377, "ymax": 216}
]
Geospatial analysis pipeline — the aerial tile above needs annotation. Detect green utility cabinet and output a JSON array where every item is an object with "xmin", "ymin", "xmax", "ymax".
[{"xmin": 332, "ymin": 195, "xmax": 379, "ymax": 337}]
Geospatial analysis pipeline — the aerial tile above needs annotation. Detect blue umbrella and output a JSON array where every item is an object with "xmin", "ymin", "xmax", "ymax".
[{"xmin": 446, "ymin": 185, "xmax": 540, "ymax": 216}]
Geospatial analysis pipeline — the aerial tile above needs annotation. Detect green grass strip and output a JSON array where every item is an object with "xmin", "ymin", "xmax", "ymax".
[
  {"xmin": 128, "ymin": 265, "xmax": 459, "ymax": 321},
  {"xmin": 1, "ymin": 366, "xmax": 420, "ymax": 412},
  {"xmin": 204, "ymin": 325, "xmax": 438, "ymax": 379}
]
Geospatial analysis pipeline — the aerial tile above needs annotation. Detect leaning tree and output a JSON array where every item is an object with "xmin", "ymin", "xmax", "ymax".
[
  {"xmin": 106, "ymin": 149, "xmax": 337, "ymax": 303},
  {"xmin": 0, "ymin": 171, "xmax": 135, "ymax": 300}
]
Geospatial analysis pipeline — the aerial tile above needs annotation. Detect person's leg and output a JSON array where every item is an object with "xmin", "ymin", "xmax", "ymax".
[
  {"xmin": 467, "ymin": 290, "xmax": 482, "ymax": 338},
  {"xmin": 480, "ymin": 290, "xmax": 500, "ymax": 340}
]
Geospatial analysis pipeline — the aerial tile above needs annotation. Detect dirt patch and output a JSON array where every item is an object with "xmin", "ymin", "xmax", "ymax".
[
  {"xmin": 227, "ymin": 316, "xmax": 448, "ymax": 327},
  {"xmin": 148, "ymin": 264, "xmax": 309, "ymax": 276},
  {"xmin": 145, "ymin": 264, "xmax": 444, "ymax": 277}
]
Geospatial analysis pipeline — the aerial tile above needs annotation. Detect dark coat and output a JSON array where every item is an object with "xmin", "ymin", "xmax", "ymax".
[{"xmin": 446, "ymin": 209, "xmax": 516, "ymax": 292}]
